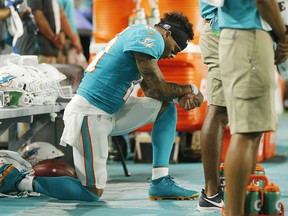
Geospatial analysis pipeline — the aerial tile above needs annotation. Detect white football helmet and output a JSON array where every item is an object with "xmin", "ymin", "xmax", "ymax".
[
  {"xmin": 37, "ymin": 63, "xmax": 73, "ymax": 99},
  {"xmin": 20, "ymin": 142, "xmax": 64, "ymax": 166},
  {"xmin": 23, "ymin": 65, "xmax": 58, "ymax": 105},
  {"xmin": 0, "ymin": 63, "xmax": 42, "ymax": 106}
]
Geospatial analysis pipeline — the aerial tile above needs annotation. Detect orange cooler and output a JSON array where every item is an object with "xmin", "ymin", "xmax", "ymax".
[
  {"xmin": 263, "ymin": 131, "xmax": 277, "ymax": 160},
  {"xmin": 93, "ymin": 0, "xmax": 135, "ymax": 43}
]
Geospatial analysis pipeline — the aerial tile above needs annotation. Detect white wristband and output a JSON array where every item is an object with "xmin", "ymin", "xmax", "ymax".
[
  {"xmin": 173, "ymin": 98, "xmax": 179, "ymax": 104},
  {"xmin": 190, "ymin": 84, "xmax": 199, "ymax": 95}
]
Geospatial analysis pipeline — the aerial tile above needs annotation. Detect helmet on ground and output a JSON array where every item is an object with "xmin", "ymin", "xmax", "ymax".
[{"xmin": 20, "ymin": 142, "xmax": 64, "ymax": 166}]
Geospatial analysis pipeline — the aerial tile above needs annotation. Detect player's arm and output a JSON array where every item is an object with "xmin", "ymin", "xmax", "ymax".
[
  {"xmin": 255, "ymin": 0, "xmax": 286, "ymax": 41},
  {"xmin": 140, "ymin": 78, "xmax": 203, "ymax": 109},
  {"xmin": 139, "ymin": 79, "xmax": 150, "ymax": 96},
  {"xmin": 134, "ymin": 51, "xmax": 201, "ymax": 105}
]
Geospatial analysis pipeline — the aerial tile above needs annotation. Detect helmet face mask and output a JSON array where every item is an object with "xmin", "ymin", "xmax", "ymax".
[
  {"xmin": 24, "ymin": 65, "xmax": 59, "ymax": 105},
  {"xmin": 37, "ymin": 63, "xmax": 73, "ymax": 100}
]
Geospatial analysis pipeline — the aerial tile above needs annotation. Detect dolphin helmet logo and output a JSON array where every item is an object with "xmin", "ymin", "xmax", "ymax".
[{"xmin": 0, "ymin": 75, "xmax": 16, "ymax": 84}]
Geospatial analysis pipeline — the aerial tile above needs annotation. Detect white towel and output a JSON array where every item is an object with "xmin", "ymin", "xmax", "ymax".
[
  {"xmin": 51, "ymin": 0, "xmax": 61, "ymax": 34},
  {"xmin": 6, "ymin": 6, "xmax": 24, "ymax": 47}
]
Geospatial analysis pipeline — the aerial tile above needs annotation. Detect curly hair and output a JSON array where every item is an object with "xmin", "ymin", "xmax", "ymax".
[{"xmin": 158, "ymin": 11, "xmax": 194, "ymax": 40}]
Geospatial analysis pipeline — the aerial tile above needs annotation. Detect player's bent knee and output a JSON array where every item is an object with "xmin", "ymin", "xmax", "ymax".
[
  {"xmin": 85, "ymin": 186, "xmax": 104, "ymax": 197},
  {"xmin": 157, "ymin": 102, "xmax": 177, "ymax": 120}
]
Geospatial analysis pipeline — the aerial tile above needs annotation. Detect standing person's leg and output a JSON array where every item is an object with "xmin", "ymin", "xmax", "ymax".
[
  {"xmin": 201, "ymin": 106, "xmax": 227, "ymax": 194},
  {"xmin": 197, "ymin": 22, "xmax": 227, "ymax": 212},
  {"xmin": 38, "ymin": 55, "xmax": 57, "ymax": 64},
  {"xmin": 224, "ymin": 133, "xmax": 262, "ymax": 215},
  {"xmin": 111, "ymin": 96, "xmax": 199, "ymax": 200},
  {"xmin": 219, "ymin": 29, "xmax": 276, "ymax": 216}
]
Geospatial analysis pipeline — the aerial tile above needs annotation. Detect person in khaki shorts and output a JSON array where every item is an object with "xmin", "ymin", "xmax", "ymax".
[
  {"xmin": 196, "ymin": 1, "xmax": 227, "ymax": 212},
  {"xmin": 218, "ymin": 0, "xmax": 288, "ymax": 215}
]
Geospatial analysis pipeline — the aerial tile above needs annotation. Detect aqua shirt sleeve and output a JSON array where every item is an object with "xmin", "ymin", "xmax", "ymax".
[{"xmin": 122, "ymin": 25, "xmax": 164, "ymax": 60}]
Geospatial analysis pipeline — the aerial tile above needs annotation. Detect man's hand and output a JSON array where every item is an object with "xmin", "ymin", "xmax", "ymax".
[
  {"xmin": 275, "ymin": 34, "xmax": 288, "ymax": 65},
  {"xmin": 51, "ymin": 32, "xmax": 65, "ymax": 50},
  {"xmin": 178, "ymin": 91, "xmax": 204, "ymax": 110},
  {"xmin": 178, "ymin": 93, "xmax": 198, "ymax": 110},
  {"xmin": 72, "ymin": 36, "xmax": 83, "ymax": 54}
]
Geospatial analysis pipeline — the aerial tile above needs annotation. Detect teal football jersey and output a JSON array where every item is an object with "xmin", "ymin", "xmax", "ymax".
[{"xmin": 77, "ymin": 24, "xmax": 164, "ymax": 114}]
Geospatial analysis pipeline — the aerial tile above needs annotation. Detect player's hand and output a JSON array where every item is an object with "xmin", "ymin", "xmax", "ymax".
[
  {"xmin": 178, "ymin": 93, "xmax": 198, "ymax": 110},
  {"xmin": 52, "ymin": 32, "xmax": 65, "ymax": 50}
]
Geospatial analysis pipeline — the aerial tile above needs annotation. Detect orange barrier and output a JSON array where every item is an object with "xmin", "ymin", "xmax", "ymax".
[
  {"xmin": 263, "ymin": 132, "xmax": 277, "ymax": 160},
  {"xmin": 275, "ymin": 68, "xmax": 285, "ymax": 102},
  {"xmin": 92, "ymin": 0, "xmax": 201, "ymax": 44},
  {"xmin": 92, "ymin": 0, "xmax": 135, "ymax": 43},
  {"xmin": 158, "ymin": 0, "xmax": 201, "ymax": 44},
  {"xmin": 92, "ymin": 0, "xmax": 155, "ymax": 43},
  {"xmin": 221, "ymin": 128, "xmax": 230, "ymax": 162}
]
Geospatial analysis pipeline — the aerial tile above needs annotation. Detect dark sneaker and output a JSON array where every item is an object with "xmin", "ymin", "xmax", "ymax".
[
  {"xmin": 148, "ymin": 175, "xmax": 199, "ymax": 200},
  {"xmin": 220, "ymin": 176, "xmax": 225, "ymax": 187},
  {"xmin": 196, "ymin": 187, "xmax": 224, "ymax": 212},
  {"xmin": 0, "ymin": 164, "xmax": 25, "ymax": 194}
]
